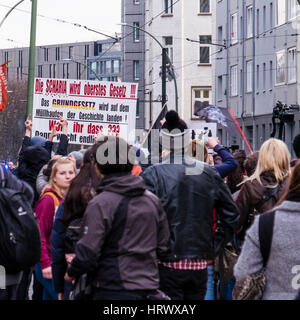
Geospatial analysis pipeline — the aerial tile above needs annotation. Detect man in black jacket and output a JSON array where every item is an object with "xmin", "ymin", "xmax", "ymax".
[{"xmin": 141, "ymin": 110, "xmax": 240, "ymax": 300}]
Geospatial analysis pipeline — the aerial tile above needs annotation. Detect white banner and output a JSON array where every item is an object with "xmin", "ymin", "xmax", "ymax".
[{"xmin": 32, "ymin": 78, "xmax": 138, "ymax": 145}]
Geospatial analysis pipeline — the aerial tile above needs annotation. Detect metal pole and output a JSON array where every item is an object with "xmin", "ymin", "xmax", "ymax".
[
  {"xmin": 162, "ymin": 48, "xmax": 167, "ymax": 108},
  {"xmin": 252, "ymin": 0, "xmax": 256, "ymax": 151},
  {"xmin": 226, "ymin": 0, "xmax": 230, "ymax": 147},
  {"xmin": 26, "ymin": 0, "xmax": 38, "ymax": 119},
  {"xmin": 121, "ymin": 23, "xmax": 178, "ymax": 112}
]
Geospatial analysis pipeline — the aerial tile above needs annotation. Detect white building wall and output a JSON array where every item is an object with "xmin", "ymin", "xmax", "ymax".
[{"xmin": 144, "ymin": 0, "xmax": 215, "ymax": 130}]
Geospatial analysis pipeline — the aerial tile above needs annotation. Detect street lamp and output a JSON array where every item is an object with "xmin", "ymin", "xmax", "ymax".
[
  {"xmin": 61, "ymin": 58, "xmax": 101, "ymax": 81},
  {"xmin": 120, "ymin": 22, "xmax": 178, "ymax": 112},
  {"xmin": 0, "ymin": 0, "xmax": 25, "ymax": 28}
]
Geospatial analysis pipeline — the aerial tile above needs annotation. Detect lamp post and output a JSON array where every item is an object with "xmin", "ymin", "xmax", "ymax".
[
  {"xmin": 121, "ymin": 22, "xmax": 178, "ymax": 112},
  {"xmin": 26, "ymin": 0, "xmax": 38, "ymax": 119},
  {"xmin": 62, "ymin": 58, "xmax": 101, "ymax": 81}
]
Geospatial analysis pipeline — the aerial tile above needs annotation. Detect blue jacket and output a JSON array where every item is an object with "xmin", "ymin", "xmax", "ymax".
[
  {"xmin": 213, "ymin": 145, "xmax": 238, "ymax": 178},
  {"xmin": 51, "ymin": 202, "xmax": 67, "ymax": 294}
]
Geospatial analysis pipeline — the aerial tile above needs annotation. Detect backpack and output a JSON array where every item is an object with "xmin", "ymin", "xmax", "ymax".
[
  {"xmin": 0, "ymin": 166, "xmax": 41, "ymax": 273},
  {"xmin": 64, "ymin": 217, "xmax": 82, "ymax": 254}
]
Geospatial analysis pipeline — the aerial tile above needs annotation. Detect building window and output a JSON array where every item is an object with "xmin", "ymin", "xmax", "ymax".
[
  {"xmin": 230, "ymin": 65, "xmax": 238, "ymax": 96},
  {"xmin": 69, "ymin": 46, "xmax": 74, "ymax": 59},
  {"xmin": 133, "ymin": 22, "xmax": 140, "ymax": 42},
  {"xmin": 192, "ymin": 88, "xmax": 212, "ymax": 118},
  {"xmin": 217, "ymin": 76, "xmax": 223, "ymax": 101},
  {"xmin": 56, "ymin": 47, "xmax": 60, "ymax": 61},
  {"xmin": 218, "ymin": 26, "xmax": 223, "ymax": 46},
  {"xmin": 136, "ymin": 99, "xmax": 140, "ymax": 117},
  {"xmin": 277, "ymin": 0, "xmax": 286, "ymax": 25},
  {"xmin": 84, "ymin": 45, "xmax": 89, "ymax": 59},
  {"xmin": 105, "ymin": 61, "xmax": 111, "ymax": 74},
  {"xmin": 231, "ymin": 13, "xmax": 238, "ymax": 44},
  {"xmin": 163, "ymin": 36, "xmax": 173, "ymax": 62},
  {"xmin": 76, "ymin": 62, "xmax": 81, "ymax": 80},
  {"xmin": 288, "ymin": 0, "xmax": 297, "ymax": 20},
  {"xmin": 49, "ymin": 64, "xmax": 52, "ymax": 78},
  {"xmin": 63, "ymin": 63, "xmax": 69, "ymax": 79},
  {"xmin": 256, "ymin": 9, "xmax": 260, "ymax": 36},
  {"xmin": 164, "ymin": 0, "xmax": 173, "ymax": 14},
  {"xmin": 256, "ymin": 64, "xmax": 260, "ymax": 91},
  {"xmin": 246, "ymin": 60, "xmax": 253, "ymax": 92},
  {"xmin": 112, "ymin": 60, "xmax": 120, "ymax": 74},
  {"xmin": 18, "ymin": 50, "xmax": 23, "ymax": 68},
  {"xmin": 247, "ymin": 6, "xmax": 253, "ymax": 38},
  {"xmin": 44, "ymin": 48, "xmax": 48, "ymax": 62},
  {"xmin": 270, "ymin": 60, "xmax": 273, "ymax": 88},
  {"xmin": 270, "ymin": 2, "xmax": 274, "ymax": 28},
  {"xmin": 263, "ymin": 6, "xmax": 267, "ymax": 32},
  {"xmin": 134, "ymin": 61, "xmax": 140, "ymax": 80},
  {"xmin": 288, "ymin": 47, "xmax": 296, "ymax": 83},
  {"xmin": 199, "ymin": 35, "xmax": 211, "ymax": 64},
  {"xmin": 134, "ymin": 0, "xmax": 140, "ymax": 4},
  {"xmin": 199, "ymin": 0, "xmax": 210, "ymax": 13},
  {"xmin": 263, "ymin": 63, "xmax": 266, "ymax": 90},
  {"xmin": 276, "ymin": 50, "xmax": 286, "ymax": 85},
  {"xmin": 38, "ymin": 65, "xmax": 43, "ymax": 78},
  {"xmin": 53, "ymin": 64, "xmax": 56, "ymax": 78}
]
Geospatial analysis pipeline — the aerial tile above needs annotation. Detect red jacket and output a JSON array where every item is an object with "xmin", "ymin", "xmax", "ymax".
[{"xmin": 35, "ymin": 188, "xmax": 62, "ymax": 269}]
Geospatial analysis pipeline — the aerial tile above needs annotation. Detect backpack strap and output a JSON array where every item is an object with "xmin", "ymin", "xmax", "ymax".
[
  {"xmin": 258, "ymin": 210, "xmax": 275, "ymax": 268},
  {"xmin": 42, "ymin": 192, "xmax": 60, "ymax": 209},
  {"xmin": 255, "ymin": 183, "xmax": 281, "ymax": 213},
  {"xmin": 0, "ymin": 165, "xmax": 5, "ymax": 188}
]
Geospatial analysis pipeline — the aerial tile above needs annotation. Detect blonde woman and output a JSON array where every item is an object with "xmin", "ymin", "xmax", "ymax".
[
  {"xmin": 236, "ymin": 138, "xmax": 291, "ymax": 242},
  {"xmin": 34, "ymin": 157, "xmax": 76, "ymax": 300}
]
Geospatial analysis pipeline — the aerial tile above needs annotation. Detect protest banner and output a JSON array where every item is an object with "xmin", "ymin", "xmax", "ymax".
[{"xmin": 32, "ymin": 78, "xmax": 138, "ymax": 145}]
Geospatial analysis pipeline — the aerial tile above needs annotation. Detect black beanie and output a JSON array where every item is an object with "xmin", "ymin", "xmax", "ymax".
[
  {"xmin": 162, "ymin": 110, "xmax": 188, "ymax": 133},
  {"xmin": 293, "ymin": 134, "xmax": 300, "ymax": 158}
]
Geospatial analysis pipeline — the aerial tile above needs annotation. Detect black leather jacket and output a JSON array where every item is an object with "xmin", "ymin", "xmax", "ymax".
[{"xmin": 141, "ymin": 153, "xmax": 240, "ymax": 261}]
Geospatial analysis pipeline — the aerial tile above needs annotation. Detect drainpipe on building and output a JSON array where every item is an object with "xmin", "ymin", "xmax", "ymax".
[
  {"xmin": 252, "ymin": 0, "xmax": 257, "ymax": 151},
  {"xmin": 241, "ymin": 0, "xmax": 246, "ymax": 150},
  {"xmin": 226, "ymin": 0, "xmax": 230, "ymax": 147}
]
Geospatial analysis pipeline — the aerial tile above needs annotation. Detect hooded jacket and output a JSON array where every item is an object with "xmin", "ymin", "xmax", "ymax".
[{"xmin": 68, "ymin": 173, "xmax": 170, "ymax": 291}]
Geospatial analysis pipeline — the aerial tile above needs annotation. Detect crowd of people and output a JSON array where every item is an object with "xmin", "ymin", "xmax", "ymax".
[{"xmin": 0, "ymin": 110, "xmax": 300, "ymax": 301}]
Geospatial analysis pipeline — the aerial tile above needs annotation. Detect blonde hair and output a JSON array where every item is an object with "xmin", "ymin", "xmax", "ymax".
[
  {"xmin": 247, "ymin": 138, "xmax": 291, "ymax": 186},
  {"xmin": 188, "ymin": 140, "xmax": 208, "ymax": 162},
  {"xmin": 46, "ymin": 157, "xmax": 76, "ymax": 198}
]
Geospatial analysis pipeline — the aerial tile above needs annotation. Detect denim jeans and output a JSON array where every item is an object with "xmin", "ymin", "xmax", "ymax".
[
  {"xmin": 35, "ymin": 263, "xmax": 57, "ymax": 301},
  {"xmin": 204, "ymin": 265, "xmax": 215, "ymax": 300}
]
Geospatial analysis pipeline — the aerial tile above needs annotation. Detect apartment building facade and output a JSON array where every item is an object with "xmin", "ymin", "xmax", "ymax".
[
  {"xmin": 144, "ymin": 0, "xmax": 215, "ymax": 132},
  {"xmin": 0, "ymin": 39, "xmax": 121, "ymax": 82},
  {"xmin": 215, "ymin": 0, "xmax": 300, "ymax": 153},
  {"xmin": 121, "ymin": 0, "xmax": 146, "ymax": 130}
]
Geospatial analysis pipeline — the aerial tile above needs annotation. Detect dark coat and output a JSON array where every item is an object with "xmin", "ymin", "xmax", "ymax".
[
  {"xmin": 235, "ymin": 171, "xmax": 289, "ymax": 239},
  {"xmin": 68, "ymin": 173, "xmax": 170, "ymax": 291},
  {"xmin": 141, "ymin": 152, "xmax": 240, "ymax": 261},
  {"xmin": 51, "ymin": 202, "xmax": 67, "ymax": 294}
]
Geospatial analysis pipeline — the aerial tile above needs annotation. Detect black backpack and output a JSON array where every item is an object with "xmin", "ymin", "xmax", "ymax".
[
  {"xmin": 64, "ymin": 218, "xmax": 82, "ymax": 254},
  {"xmin": 0, "ymin": 166, "xmax": 41, "ymax": 273}
]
